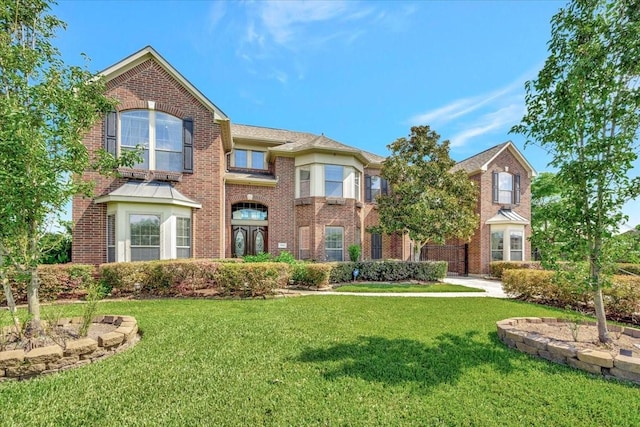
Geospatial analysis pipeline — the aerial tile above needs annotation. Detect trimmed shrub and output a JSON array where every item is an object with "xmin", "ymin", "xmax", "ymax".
[
  {"xmin": 293, "ymin": 263, "xmax": 332, "ymax": 288},
  {"xmin": 2, "ymin": 264, "xmax": 96, "ymax": 304},
  {"xmin": 99, "ymin": 261, "xmax": 154, "ymax": 297},
  {"xmin": 489, "ymin": 261, "xmax": 543, "ymax": 279},
  {"xmin": 214, "ymin": 262, "xmax": 290, "ymax": 297},
  {"xmin": 146, "ymin": 259, "xmax": 221, "ymax": 296},
  {"xmin": 327, "ymin": 260, "xmax": 447, "ymax": 283},
  {"xmin": 503, "ymin": 269, "xmax": 640, "ymax": 323}
]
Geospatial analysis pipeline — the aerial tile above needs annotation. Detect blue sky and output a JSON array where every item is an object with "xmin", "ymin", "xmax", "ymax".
[{"xmin": 53, "ymin": 0, "xmax": 640, "ymax": 229}]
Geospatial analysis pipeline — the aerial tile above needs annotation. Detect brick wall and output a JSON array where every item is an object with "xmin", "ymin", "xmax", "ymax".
[{"xmin": 72, "ymin": 58, "xmax": 225, "ymax": 264}]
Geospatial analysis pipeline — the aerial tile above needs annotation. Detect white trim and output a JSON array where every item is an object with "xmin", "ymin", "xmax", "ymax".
[
  {"xmin": 480, "ymin": 142, "xmax": 537, "ymax": 178},
  {"xmin": 95, "ymin": 195, "xmax": 201, "ymax": 209}
]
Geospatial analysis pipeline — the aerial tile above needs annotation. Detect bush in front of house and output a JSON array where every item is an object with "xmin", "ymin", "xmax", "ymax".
[
  {"xmin": 489, "ymin": 261, "xmax": 543, "ymax": 279},
  {"xmin": 502, "ymin": 269, "xmax": 640, "ymax": 322},
  {"xmin": 1, "ymin": 264, "xmax": 96, "ymax": 305},
  {"xmin": 214, "ymin": 262, "xmax": 290, "ymax": 297},
  {"xmin": 291, "ymin": 263, "xmax": 332, "ymax": 288},
  {"xmin": 327, "ymin": 260, "xmax": 447, "ymax": 283}
]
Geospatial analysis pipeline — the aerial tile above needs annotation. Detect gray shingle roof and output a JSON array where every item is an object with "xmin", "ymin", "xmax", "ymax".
[
  {"xmin": 450, "ymin": 142, "xmax": 511, "ymax": 174},
  {"xmin": 231, "ymin": 123, "xmax": 385, "ymax": 165},
  {"xmin": 95, "ymin": 181, "xmax": 201, "ymax": 208}
]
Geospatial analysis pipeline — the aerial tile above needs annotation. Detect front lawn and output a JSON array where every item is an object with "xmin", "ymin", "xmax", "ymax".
[
  {"xmin": 1, "ymin": 297, "xmax": 638, "ymax": 426},
  {"xmin": 334, "ymin": 282, "xmax": 484, "ymax": 293}
]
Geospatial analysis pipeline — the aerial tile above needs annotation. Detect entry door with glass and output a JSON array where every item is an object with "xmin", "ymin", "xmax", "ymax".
[{"xmin": 232, "ymin": 226, "xmax": 267, "ymax": 257}]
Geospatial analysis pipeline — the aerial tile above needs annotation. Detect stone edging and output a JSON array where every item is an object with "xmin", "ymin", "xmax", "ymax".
[
  {"xmin": 497, "ymin": 317, "xmax": 640, "ymax": 385},
  {"xmin": 0, "ymin": 315, "xmax": 139, "ymax": 381}
]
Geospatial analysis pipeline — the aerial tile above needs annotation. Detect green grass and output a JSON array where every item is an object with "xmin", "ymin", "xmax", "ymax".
[
  {"xmin": 1, "ymin": 297, "xmax": 639, "ymax": 426},
  {"xmin": 334, "ymin": 282, "xmax": 484, "ymax": 293}
]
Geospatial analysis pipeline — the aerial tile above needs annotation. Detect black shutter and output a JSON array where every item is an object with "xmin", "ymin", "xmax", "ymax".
[
  {"xmin": 183, "ymin": 118, "xmax": 194, "ymax": 173},
  {"xmin": 365, "ymin": 175, "xmax": 372, "ymax": 202},
  {"xmin": 492, "ymin": 172, "xmax": 499, "ymax": 203},
  {"xmin": 371, "ymin": 233, "xmax": 382, "ymax": 259},
  {"xmin": 514, "ymin": 173, "xmax": 521, "ymax": 205},
  {"xmin": 381, "ymin": 178, "xmax": 389, "ymax": 195},
  {"xmin": 104, "ymin": 111, "xmax": 117, "ymax": 156}
]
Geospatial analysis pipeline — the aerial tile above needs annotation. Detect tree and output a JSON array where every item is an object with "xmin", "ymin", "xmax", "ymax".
[
  {"xmin": 373, "ymin": 126, "xmax": 478, "ymax": 261},
  {"xmin": 0, "ymin": 0, "xmax": 130, "ymax": 334},
  {"xmin": 530, "ymin": 172, "xmax": 564, "ymax": 260},
  {"xmin": 512, "ymin": 0, "xmax": 640, "ymax": 343}
]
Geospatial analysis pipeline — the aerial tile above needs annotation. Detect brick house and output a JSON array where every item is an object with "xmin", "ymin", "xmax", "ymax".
[{"xmin": 72, "ymin": 46, "xmax": 535, "ymax": 275}]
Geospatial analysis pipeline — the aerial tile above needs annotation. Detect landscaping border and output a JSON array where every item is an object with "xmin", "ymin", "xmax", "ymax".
[
  {"xmin": 497, "ymin": 317, "xmax": 640, "ymax": 385},
  {"xmin": 0, "ymin": 315, "xmax": 139, "ymax": 381}
]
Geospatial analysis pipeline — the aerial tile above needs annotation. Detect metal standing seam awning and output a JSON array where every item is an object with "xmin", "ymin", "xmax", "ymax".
[
  {"xmin": 94, "ymin": 181, "xmax": 202, "ymax": 209},
  {"xmin": 485, "ymin": 209, "xmax": 530, "ymax": 225}
]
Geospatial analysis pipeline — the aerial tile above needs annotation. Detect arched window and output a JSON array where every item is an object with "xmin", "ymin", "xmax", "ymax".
[{"xmin": 231, "ymin": 203, "xmax": 268, "ymax": 220}]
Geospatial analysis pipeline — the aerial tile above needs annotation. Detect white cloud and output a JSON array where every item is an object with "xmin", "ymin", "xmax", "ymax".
[{"xmin": 450, "ymin": 103, "xmax": 524, "ymax": 147}]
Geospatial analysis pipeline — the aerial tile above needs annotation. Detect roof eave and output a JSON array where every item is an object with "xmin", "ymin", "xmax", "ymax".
[{"xmin": 94, "ymin": 194, "xmax": 202, "ymax": 209}]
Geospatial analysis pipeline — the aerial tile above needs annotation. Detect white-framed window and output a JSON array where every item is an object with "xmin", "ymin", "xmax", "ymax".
[
  {"xmin": 325, "ymin": 165, "xmax": 344, "ymax": 197},
  {"xmin": 491, "ymin": 231, "xmax": 504, "ymax": 261},
  {"xmin": 120, "ymin": 110, "xmax": 183, "ymax": 172},
  {"xmin": 299, "ymin": 167, "xmax": 311, "ymax": 198},
  {"xmin": 510, "ymin": 230, "xmax": 523, "ymax": 261},
  {"xmin": 365, "ymin": 175, "xmax": 388, "ymax": 202},
  {"xmin": 176, "ymin": 217, "xmax": 191, "ymax": 259},
  {"xmin": 231, "ymin": 149, "xmax": 267, "ymax": 170},
  {"xmin": 498, "ymin": 172, "xmax": 513, "ymax": 204},
  {"xmin": 107, "ymin": 214, "xmax": 116, "ymax": 263},
  {"xmin": 129, "ymin": 214, "xmax": 161, "ymax": 261},
  {"xmin": 325, "ymin": 226, "xmax": 344, "ymax": 261},
  {"xmin": 354, "ymin": 172, "xmax": 361, "ymax": 201},
  {"xmin": 491, "ymin": 226, "xmax": 525, "ymax": 261},
  {"xmin": 299, "ymin": 226, "xmax": 310, "ymax": 259}
]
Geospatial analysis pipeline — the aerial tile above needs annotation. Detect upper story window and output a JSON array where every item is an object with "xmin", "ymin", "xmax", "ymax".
[
  {"xmin": 299, "ymin": 167, "xmax": 311, "ymax": 197},
  {"xmin": 492, "ymin": 171, "xmax": 521, "ymax": 205},
  {"xmin": 105, "ymin": 110, "xmax": 193, "ymax": 174},
  {"xmin": 231, "ymin": 149, "xmax": 267, "ymax": 170},
  {"xmin": 365, "ymin": 175, "xmax": 388, "ymax": 202},
  {"xmin": 325, "ymin": 165, "xmax": 344, "ymax": 197}
]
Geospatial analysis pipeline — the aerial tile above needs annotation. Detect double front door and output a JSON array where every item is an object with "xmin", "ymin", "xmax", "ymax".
[{"xmin": 232, "ymin": 226, "xmax": 267, "ymax": 257}]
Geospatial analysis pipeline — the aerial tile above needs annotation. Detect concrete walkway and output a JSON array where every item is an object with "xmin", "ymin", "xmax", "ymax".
[{"xmin": 282, "ymin": 276, "xmax": 506, "ymax": 298}]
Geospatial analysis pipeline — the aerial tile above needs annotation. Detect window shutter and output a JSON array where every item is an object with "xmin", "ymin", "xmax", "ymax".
[
  {"xmin": 104, "ymin": 111, "xmax": 117, "ymax": 156},
  {"xmin": 514, "ymin": 173, "xmax": 521, "ymax": 205},
  {"xmin": 381, "ymin": 178, "xmax": 389, "ymax": 195},
  {"xmin": 183, "ymin": 118, "xmax": 194, "ymax": 173},
  {"xmin": 365, "ymin": 175, "xmax": 372, "ymax": 202},
  {"xmin": 492, "ymin": 172, "xmax": 499, "ymax": 203}
]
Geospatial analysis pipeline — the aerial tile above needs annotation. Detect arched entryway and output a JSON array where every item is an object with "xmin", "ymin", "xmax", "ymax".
[{"xmin": 231, "ymin": 202, "xmax": 268, "ymax": 257}]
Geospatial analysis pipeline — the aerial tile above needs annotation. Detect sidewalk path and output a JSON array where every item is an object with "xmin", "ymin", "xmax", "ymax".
[{"xmin": 280, "ymin": 276, "xmax": 506, "ymax": 298}]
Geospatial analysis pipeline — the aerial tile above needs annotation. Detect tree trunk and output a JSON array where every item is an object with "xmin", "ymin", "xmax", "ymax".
[
  {"xmin": 593, "ymin": 286, "xmax": 611, "ymax": 343},
  {"xmin": 25, "ymin": 267, "xmax": 41, "ymax": 335},
  {"xmin": 1, "ymin": 275, "xmax": 21, "ymax": 334},
  {"xmin": 412, "ymin": 241, "xmax": 422, "ymax": 262}
]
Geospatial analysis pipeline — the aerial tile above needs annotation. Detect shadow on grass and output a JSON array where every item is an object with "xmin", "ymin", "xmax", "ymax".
[{"xmin": 296, "ymin": 331, "xmax": 518, "ymax": 391}]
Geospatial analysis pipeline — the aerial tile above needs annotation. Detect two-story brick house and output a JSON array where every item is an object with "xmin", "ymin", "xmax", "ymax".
[{"xmin": 72, "ymin": 46, "xmax": 534, "ymax": 275}]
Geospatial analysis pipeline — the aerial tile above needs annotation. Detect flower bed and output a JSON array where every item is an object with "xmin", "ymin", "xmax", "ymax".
[{"xmin": 0, "ymin": 315, "xmax": 139, "ymax": 381}]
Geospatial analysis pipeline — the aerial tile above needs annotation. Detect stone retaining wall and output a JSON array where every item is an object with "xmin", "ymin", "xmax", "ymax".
[
  {"xmin": 497, "ymin": 317, "xmax": 640, "ymax": 385},
  {"xmin": 0, "ymin": 315, "xmax": 139, "ymax": 381}
]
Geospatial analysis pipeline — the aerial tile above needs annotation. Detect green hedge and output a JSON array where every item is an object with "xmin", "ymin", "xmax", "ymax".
[
  {"xmin": 1, "ymin": 264, "xmax": 96, "ymax": 304},
  {"xmin": 328, "ymin": 260, "xmax": 447, "ymax": 283},
  {"xmin": 99, "ymin": 259, "xmax": 286, "ymax": 298},
  {"xmin": 489, "ymin": 261, "xmax": 543, "ymax": 279},
  {"xmin": 292, "ymin": 263, "xmax": 332, "ymax": 288},
  {"xmin": 502, "ymin": 269, "xmax": 640, "ymax": 323}
]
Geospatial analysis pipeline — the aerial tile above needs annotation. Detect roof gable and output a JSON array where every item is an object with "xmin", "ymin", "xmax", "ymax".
[{"xmin": 451, "ymin": 141, "xmax": 537, "ymax": 178}]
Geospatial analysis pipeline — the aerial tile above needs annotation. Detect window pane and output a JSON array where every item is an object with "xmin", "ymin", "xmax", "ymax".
[
  {"xmin": 299, "ymin": 226, "xmax": 310, "ymax": 259},
  {"xmin": 299, "ymin": 168, "xmax": 310, "ymax": 197},
  {"xmin": 370, "ymin": 176, "xmax": 381, "ymax": 199},
  {"xmin": 234, "ymin": 150, "xmax": 248, "ymax": 167},
  {"xmin": 130, "ymin": 214, "xmax": 160, "ymax": 261},
  {"xmin": 251, "ymin": 151, "xmax": 265, "ymax": 169},
  {"xmin": 325, "ymin": 227, "xmax": 343, "ymax": 261},
  {"xmin": 176, "ymin": 217, "xmax": 191, "ymax": 249},
  {"xmin": 325, "ymin": 165, "xmax": 343, "ymax": 181},
  {"xmin": 155, "ymin": 112, "xmax": 182, "ymax": 151},
  {"xmin": 491, "ymin": 231, "xmax": 503, "ymax": 261},
  {"xmin": 498, "ymin": 172, "xmax": 513, "ymax": 204},
  {"xmin": 354, "ymin": 173, "xmax": 361, "ymax": 201},
  {"xmin": 325, "ymin": 164, "xmax": 343, "ymax": 197},
  {"xmin": 156, "ymin": 151, "xmax": 182, "ymax": 172},
  {"xmin": 121, "ymin": 111, "xmax": 149, "ymax": 149},
  {"xmin": 107, "ymin": 214, "xmax": 116, "ymax": 263},
  {"xmin": 510, "ymin": 231, "xmax": 523, "ymax": 261},
  {"xmin": 325, "ymin": 181, "xmax": 343, "ymax": 198}
]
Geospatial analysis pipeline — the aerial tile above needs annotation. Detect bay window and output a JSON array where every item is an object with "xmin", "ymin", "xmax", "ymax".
[
  {"xmin": 130, "ymin": 214, "xmax": 161, "ymax": 261},
  {"xmin": 325, "ymin": 165, "xmax": 344, "ymax": 197}
]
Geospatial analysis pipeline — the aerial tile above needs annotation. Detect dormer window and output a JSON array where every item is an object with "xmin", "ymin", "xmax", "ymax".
[
  {"xmin": 104, "ymin": 110, "xmax": 193, "ymax": 173},
  {"xmin": 492, "ymin": 171, "xmax": 521, "ymax": 205}
]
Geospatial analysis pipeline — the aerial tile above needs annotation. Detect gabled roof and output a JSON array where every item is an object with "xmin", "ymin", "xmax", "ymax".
[
  {"xmin": 100, "ymin": 46, "xmax": 232, "ymax": 151},
  {"xmin": 451, "ymin": 141, "xmax": 537, "ymax": 178},
  {"xmin": 231, "ymin": 123, "xmax": 385, "ymax": 166},
  {"xmin": 94, "ymin": 181, "xmax": 201, "ymax": 208}
]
